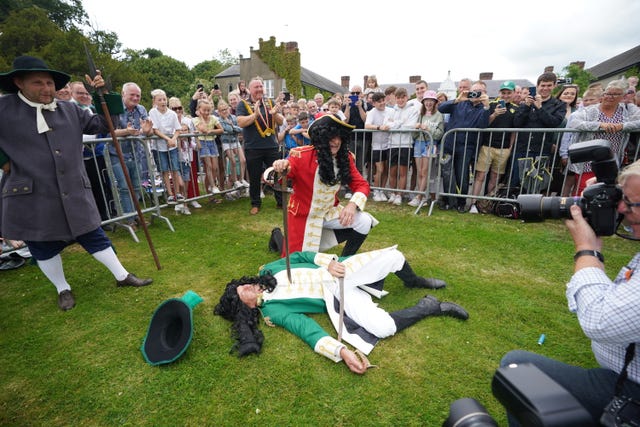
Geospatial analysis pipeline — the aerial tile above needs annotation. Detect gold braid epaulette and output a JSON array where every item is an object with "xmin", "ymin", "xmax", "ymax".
[{"xmin": 289, "ymin": 145, "xmax": 314, "ymax": 158}]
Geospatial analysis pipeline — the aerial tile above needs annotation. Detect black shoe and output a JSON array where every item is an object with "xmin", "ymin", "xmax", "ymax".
[
  {"xmin": 439, "ymin": 301, "xmax": 469, "ymax": 320},
  {"xmin": 58, "ymin": 290, "xmax": 75, "ymax": 311},
  {"xmin": 116, "ymin": 273, "xmax": 153, "ymax": 287},
  {"xmin": 456, "ymin": 205, "xmax": 467, "ymax": 213},
  {"xmin": 409, "ymin": 277, "xmax": 447, "ymax": 289},
  {"xmin": 437, "ymin": 200, "xmax": 451, "ymax": 211}
]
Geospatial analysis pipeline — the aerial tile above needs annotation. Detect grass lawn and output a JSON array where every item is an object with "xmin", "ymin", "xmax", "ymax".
[{"xmin": 1, "ymin": 195, "xmax": 635, "ymax": 426}]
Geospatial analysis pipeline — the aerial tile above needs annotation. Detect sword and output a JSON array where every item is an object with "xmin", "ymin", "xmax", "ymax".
[
  {"xmin": 83, "ymin": 43, "xmax": 162, "ymax": 270},
  {"xmin": 279, "ymin": 170, "xmax": 292, "ymax": 284}
]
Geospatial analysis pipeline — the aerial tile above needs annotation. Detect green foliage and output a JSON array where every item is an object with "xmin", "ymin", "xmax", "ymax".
[
  {"xmin": 560, "ymin": 63, "xmax": 595, "ymax": 96},
  {"xmin": 258, "ymin": 37, "xmax": 302, "ymax": 98},
  {"xmin": 125, "ymin": 51, "xmax": 193, "ymax": 101},
  {"xmin": 625, "ymin": 66, "xmax": 640, "ymax": 79},
  {"xmin": 1, "ymin": 199, "xmax": 635, "ymax": 426},
  {"xmin": 0, "ymin": 0, "xmax": 86, "ymax": 30},
  {"xmin": 0, "ymin": 7, "xmax": 61, "ymax": 60}
]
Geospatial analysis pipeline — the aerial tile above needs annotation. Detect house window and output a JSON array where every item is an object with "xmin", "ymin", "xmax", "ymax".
[{"xmin": 264, "ymin": 79, "xmax": 274, "ymax": 99}]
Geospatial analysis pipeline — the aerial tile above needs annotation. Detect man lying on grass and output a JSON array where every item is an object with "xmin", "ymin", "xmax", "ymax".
[{"xmin": 214, "ymin": 246, "xmax": 468, "ymax": 374}]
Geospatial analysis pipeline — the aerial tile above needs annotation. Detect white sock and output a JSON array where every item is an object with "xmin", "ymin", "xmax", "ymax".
[
  {"xmin": 37, "ymin": 255, "xmax": 71, "ymax": 293},
  {"xmin": 92, "ymin": 247, "xmax": 128, "ymax": 281}
]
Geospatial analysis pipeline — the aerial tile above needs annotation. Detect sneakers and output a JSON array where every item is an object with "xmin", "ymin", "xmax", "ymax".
[
  {"xmin": 393, "ymin": 194, "xmax": 402, "ymax": 206},
  {"xmin": 241, "ymin": 179, "xmax": 250, "ymax": 188},
  {"xmin": 208, "ymin": 186, "xmax": 221, "ymax": 195},
  {"xmin": 372, "ymin": 190, "xmax": 383, "ymax": 202},
  {"xmin": 175, "ymin": 204, "xmax": 191, "ymax": 215},
  {"xmin": 167, "ymin": 195, "xmax": 177, "ymax": 205},
  {"xmin": 233, "ymin": 180, "xmax": 244, "ymax": 189},
  {"xmin": 408, "ymin": 196, "xmax": 422, "ymax": 207},
  {"xmin": 190, "ymin": 201, "xmax": 202, "ymax": 209},
  {"xmin": 377, "ymin": 191, "xmax": 388, "ymax": 202},
  {"xmin": 58, "ymin": 289, "xmax": 75, "ymax": 311},
  {"xmin": 469, "ymin": 204, "xmax": 479, "ymax": 214},
  {"xmin": 176, "ymin": 194, "xmax": 185, "ymax": 202}
]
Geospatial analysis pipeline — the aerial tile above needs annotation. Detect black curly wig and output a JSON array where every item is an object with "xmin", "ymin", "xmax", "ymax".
[
  {"xmin": 308, "ymin": 114, "xmax": 354, "ymax": 187},
  {"xmin": 214, "ymin": 273, "xmax": 277, "ymax": 357}
]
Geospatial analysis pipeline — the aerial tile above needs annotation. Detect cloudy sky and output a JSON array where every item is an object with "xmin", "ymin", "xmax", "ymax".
[{"xmin": 81, "ymin": 0, "xmax": 639, "ymax": 86}]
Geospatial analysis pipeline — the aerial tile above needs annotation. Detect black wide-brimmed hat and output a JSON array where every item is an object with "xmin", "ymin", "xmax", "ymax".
[
  {"xmin": 0, "ymin": 56, "xmax": 71, "ymax": 93},
  {"xmin": 141, "ymin": 290, "xmax": 203, "ymax": 366},
  {"xmin": 308, "ymin": 113, "xmax": 355, "ymax": 134}
]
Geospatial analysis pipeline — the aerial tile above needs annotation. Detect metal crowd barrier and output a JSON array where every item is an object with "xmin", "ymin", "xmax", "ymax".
[
  {"xmin": 349, "ymin": 128, "xmax": 639, "ymax": 216},
  {"xmin": 83, "ymin": 133, "xmax": 247, "ymax": 242}
]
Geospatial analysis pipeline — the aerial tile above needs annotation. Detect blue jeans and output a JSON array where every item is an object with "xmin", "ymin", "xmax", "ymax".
[
  {"xmin": 110, "ymin": 155, "xmax": 142, "ymax": 217},
  {"xmin": 500, "ymin": 350, "xmax": 640, "ymax": 426}
]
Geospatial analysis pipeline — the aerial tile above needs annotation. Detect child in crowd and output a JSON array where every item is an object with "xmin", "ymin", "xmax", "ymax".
[
  {"xmin": 149, "ymin": 89, "xmax": 184, "ymax": 205},
  {"xmin": 289, "ymin": 111, "xmax": 311, "ymax": 147},
  {"xmin": 192, "ymin": 98, "xmax": 223, "ymax": 195},
  {"xmin": 218, "ymin": 100, "xmax": 249, "ymax": 191}
]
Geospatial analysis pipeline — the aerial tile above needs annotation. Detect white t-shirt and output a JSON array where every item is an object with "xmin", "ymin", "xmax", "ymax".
[{"xmin": 149, "ymin": 108, "xmax": 182, "ymax": 151}]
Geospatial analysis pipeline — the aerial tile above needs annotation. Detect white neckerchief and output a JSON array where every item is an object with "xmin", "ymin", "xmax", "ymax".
[{"xmin": 18, "ymin": 91, "xmax": 57, "ymax": 134}]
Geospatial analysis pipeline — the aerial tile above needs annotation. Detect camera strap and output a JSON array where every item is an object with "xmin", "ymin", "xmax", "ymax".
[{"xmin": 614, "ymin": 343, "xmax": 636, "ymax": 396}]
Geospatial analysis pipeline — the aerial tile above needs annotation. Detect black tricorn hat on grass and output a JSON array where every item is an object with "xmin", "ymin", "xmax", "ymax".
[
  {"xmin": 141, "ymin": 290, "xmax": 203, "ymax": 366},
  {"xmin": 0, "ymin": 56, "xmax": 70, "ymax": 93}
]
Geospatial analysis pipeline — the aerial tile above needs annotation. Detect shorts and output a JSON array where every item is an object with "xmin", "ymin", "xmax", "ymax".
[
  {"xmin": 371, "ymin": 149, "xmax": 389, "ymax": 164},
  {"xmin": 153, "ymin": 149, "xmax": 181, "ymax": 172},
  {"xmin": 199, "ymin": 139, "xmax": 219, "ymax": 157},
  {"xmin": 389, "ymin": 147, "xmax": 412, "ymax": 166},
  {"xmin": 25, "ymin": 227, "xmax": 112, "ymax": 260},
  {"xmin": 475, "ymin": 145, "xmax": 511, "ymax": 174},
  {"xmin": 413, "ymin": 140, "xmax": 438, "ymax": 158},
  {"xmin": 180, "ymin": 161, "xmax": 191, "ymax": 182},
  {"xmin": 223, "ymin": 141, "xmax": 241, "ymax": 152}
]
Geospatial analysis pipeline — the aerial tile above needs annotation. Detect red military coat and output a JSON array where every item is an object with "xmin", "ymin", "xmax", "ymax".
[{"xmin": 284, "ymin": 145, "xmax": 371, "ymax": 255}]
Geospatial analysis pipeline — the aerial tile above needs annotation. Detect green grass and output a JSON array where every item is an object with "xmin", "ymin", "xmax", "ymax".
[{"xmin": 1, "ymin": 196, "xmax": 635, "ymax": 426}]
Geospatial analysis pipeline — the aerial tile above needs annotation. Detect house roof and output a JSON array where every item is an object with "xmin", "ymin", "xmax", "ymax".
[
  {"xmin": 380, "ymin": 79, "xmax": 536, "ymax": 99},
  {"xmin": 586, "ymin": 44, "xmax": 640, "ymax": 80}
]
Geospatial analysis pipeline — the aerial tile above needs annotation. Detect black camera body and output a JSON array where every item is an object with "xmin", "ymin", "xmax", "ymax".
[
  {"xmin": 467, "ymin": 90, "xmax": 482, "ymax": 99},
  {"xmin": 601, "ymin": 396, "xmax": 640, "ymax": 427},
  {"xmin": 517, "ymin": 140, "xmax": 622, "ymax": 236}
]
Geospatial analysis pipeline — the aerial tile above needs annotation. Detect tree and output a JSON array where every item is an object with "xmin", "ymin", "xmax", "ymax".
[
  {"xmin": 0, "ymin": 0, "xmax": 87, "ymax": 31},
  {"xmin": 557, "ymin": 63, "xmax": 595, "ymax": 96}
]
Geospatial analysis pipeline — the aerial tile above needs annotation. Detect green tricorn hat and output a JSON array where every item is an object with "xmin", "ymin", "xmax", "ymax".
[{"xmin": 141, "ymin": 290, "xmax": 203, "ymax": 366}]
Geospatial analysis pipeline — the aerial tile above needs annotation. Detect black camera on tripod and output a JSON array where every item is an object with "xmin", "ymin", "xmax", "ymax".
[{"xmin": 517, "ymin": 140, "xmax": 622, "ymax": 236}]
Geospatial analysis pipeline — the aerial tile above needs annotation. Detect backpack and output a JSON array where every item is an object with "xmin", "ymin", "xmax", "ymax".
[{"xmin": 268, "ymin": 227, "xmax": 284, "ymax": 253}]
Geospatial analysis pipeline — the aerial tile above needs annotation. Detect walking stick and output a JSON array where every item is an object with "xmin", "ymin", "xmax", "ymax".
[{"xmin": 84, "ymin": 44, "xmax": 161, "ymax": 270}]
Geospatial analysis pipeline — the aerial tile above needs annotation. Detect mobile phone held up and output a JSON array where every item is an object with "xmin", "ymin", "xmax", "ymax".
[
  {"xmin": 528, "ymin": 87, "xmax": 537, "ymax": 98},
  {"xmin": 498, "ymin": 99, "xmax": 506, "ymax": 108},
  {"xmin": 349, "ymin": 95, "xmax": 359, "ymax": 104}
]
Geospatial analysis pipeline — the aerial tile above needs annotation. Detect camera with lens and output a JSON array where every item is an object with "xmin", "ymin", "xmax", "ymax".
[
  {"xmin": 600, "ymin": 396, "xmax": 640, "ymax": 427},
  {"xmin": 467, "ymin": 90, "xmax": 482, "ymax": 99},
  {"xmin": 517, "ymin": 139, "xmax": 622, "ymax": 236},
  {"xmin": 444, "ymin": 363, "xmax": 596, "ymax": 427}
]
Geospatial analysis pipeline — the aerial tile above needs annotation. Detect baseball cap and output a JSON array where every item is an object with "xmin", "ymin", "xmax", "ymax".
[{"xmin": 499, "ymin": 81, "xmax": 516, "ymax": 91}]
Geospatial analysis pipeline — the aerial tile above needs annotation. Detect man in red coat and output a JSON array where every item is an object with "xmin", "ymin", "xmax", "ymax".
[{"xmin": 272, "ymin": 114, "xmax": 377, "ymax": 257}]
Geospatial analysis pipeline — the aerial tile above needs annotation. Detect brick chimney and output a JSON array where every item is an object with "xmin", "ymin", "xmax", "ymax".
[
  {"xmin": 341, "ymin": 76, "xmax": 350, "ymax": 89},
  {"xmin": 284, "ymin": 42, "xmax": 298, "ymax": 52},
  {"xmin": 409, "ymin": 75, "xmax": 421, "ymax": 84},
  {"xmin": 479, "ymin": 72, "xmax": 493, "ymax": 81},
  {"xmin": 570, "ymin": 61, "xmax": 585, "ymax": 70}
]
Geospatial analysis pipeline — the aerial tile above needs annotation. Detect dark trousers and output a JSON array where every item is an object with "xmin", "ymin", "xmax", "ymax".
[
  {"xmin": 84, "ymin": 156, "xmax": 113, "ymax": 221},
  {"xmin": 245, "ymin": 147, "xmax": 282, "ymax": 208}
]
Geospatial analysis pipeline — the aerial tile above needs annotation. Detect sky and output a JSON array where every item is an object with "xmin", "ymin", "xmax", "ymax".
[{"xmin": 81, "ymin": 0, "xmax": 640, "ymax": 86}]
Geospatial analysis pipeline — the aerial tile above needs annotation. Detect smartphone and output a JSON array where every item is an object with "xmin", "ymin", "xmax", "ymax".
[
  {"xmin": 283, "ymin": 92, "xmax": 291, "ymax": 102},
  {"xmin": 498, "ymin": 99, "xmax": 506, "ymax": 108},
  {"xmin": 213, "ymin": 84, "xmax": 220, "ymax": 90},
  {"xmin": 528, "ymin": 87, "xmax": 537, "ymax": 97},
  {"xmin": 349, "ymin": 95, "xmax": 359, "ymax": 104},
  {"xmin": 197, "ymin": 84, "xmax": 204, "ymax": 91}
]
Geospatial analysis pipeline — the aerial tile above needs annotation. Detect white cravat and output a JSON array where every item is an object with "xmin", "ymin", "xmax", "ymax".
[{"xmin": 18, "ymin": 91, "xmax": 57, "ymax": 134}]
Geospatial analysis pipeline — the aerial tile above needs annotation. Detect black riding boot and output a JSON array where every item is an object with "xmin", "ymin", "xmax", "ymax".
[
  {"xmin": 390, "ymin": 295, "xmax": 469, "ymax": 332},
  {"xmin": 395, "ymin": 261, "xmax": 447, "ymax": 289},
  {"xmin": 341, "ymin": 230, "xmax": 368, "ymax": 256}
]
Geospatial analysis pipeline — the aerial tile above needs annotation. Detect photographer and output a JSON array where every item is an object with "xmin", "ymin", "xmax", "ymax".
[{"xmin": 501, "ymin": 160, "xmax": 640, "ymax": 425}]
